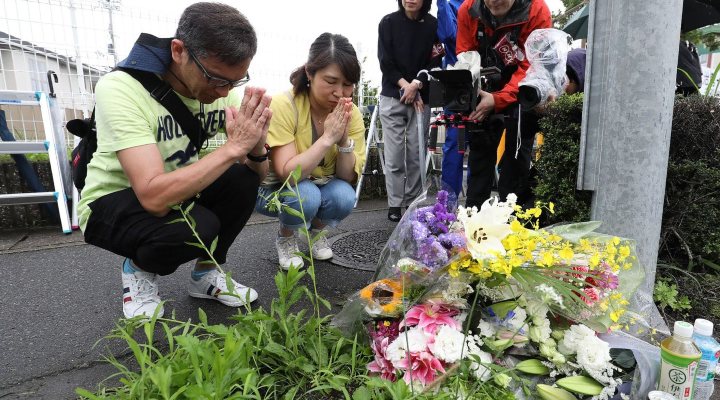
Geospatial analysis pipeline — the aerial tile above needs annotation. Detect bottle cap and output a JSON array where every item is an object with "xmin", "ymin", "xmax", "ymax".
[
  {"xmin": 694, "ymin": 318, "xmax": 714, "ymax": 336},
  {"xmin": 674, "ymin": 321, "xmax": 694, "ymax": 338}
]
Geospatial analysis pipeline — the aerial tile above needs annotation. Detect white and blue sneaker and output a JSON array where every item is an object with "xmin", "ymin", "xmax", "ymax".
[{"xmin": 121, "ymin": 268, "xmax": 163, "ymax": 319}]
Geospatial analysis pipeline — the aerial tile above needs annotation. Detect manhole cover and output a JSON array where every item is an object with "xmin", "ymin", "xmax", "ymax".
[{"xmin": 328, "ymin": 229, "xmax": 392, "ymax": 271}]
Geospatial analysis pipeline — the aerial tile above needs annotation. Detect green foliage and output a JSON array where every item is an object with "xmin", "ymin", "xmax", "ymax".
[
  {"xmin": 653, "ymin": 279, "xmax": 692, "ymax": 313},
  {"xmin": 534, "ymin": 93, "xmax": 592, "ymax": 225},
  {"xmin": 662, "ymin": 95, "xmax": 720, "ymax": 267},
  {"xmin": 683, "ymin": 29, "xmax": 720, "ymax": 53},
  {"xmin": 553, "ymin": 0, "xmax": 586, "ymax": 30},
  {"xmin": 77, "ymin": 265, "xmax": 372, "ymax": 399}
]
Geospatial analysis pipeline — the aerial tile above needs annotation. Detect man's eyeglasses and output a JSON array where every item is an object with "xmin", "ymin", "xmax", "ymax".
[{"xmin": 187, "ymin": 48, "xmax": 250, "ymax": 88}]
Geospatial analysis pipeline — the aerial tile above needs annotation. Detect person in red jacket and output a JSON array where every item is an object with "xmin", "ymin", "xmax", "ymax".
[{"xmin": 456, "ymin": 0, "xmax": 551, "ymax": 208}]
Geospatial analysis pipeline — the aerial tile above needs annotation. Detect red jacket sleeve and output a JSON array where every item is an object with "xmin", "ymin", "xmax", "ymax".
[
  {"xmin": 456, "ymin": 0, "xmax": 478, "ymax": 55},
  {"xmin": 492, "ymin": 0, "xmax": 552, "ymax": 112}
]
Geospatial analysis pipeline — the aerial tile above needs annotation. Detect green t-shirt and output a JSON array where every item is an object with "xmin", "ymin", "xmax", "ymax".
[{"xmin": 77, "ymin": 70, "xmax": 241, "ymax": 231}]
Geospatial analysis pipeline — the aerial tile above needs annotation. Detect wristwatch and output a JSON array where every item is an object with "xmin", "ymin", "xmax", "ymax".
[
  {"xmin": 247, "ymin": 143, "xmax": 270, "ymax": 162},
  {"xmin": 337, "ymin": 138, "xmax": 355, "ymax": 153}
]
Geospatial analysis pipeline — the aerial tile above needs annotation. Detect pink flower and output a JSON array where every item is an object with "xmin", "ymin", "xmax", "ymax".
[
  {"xmin": 581, "ymin": 287, "xmax": 600, "ymax": 305},
  {"xmin": 571, "ymin": 265, "xmax": 589, "ymax": 279},
  {"xmin": 368, "ymin": 320, "xmax": 400, "ymax": 343},
  {"xmin": 394, "ymin": 350, "xmax": 446, "ymax": 387},
  {"xmin": 367, "ymin": 337, "xmax": 397, "ymax": 381},
  {"xmin": 402, "ymin": 302, "xmax": 461, "ymax": 334}
]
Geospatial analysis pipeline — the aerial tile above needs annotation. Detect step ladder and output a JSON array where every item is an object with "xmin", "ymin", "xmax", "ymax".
[
  {"xmin": 0, "ymin": 90, "xmax": 72, "ymax": 234},
  {"xmin": 355, "ymin": 104, "xmax": 385, "ymax": 207}
]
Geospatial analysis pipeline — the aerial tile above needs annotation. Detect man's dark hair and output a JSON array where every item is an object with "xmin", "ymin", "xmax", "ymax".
[
  {"xmin": 175, "ymin": 2, "xmax": 257, "ymax": 65},
  {"xmin": 396, "ymin": 0, "xmax": 432, "ymax": 17},
  {"xmin": 290, "ymin": 33, "xmax": 361, "ymax": 95}
]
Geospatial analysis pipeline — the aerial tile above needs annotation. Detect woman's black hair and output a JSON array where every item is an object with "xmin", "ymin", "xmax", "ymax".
[
  {"xmin": 396, "ymin": 0, "xmax": 432, "ymax": 17},
  {"xmin": 289, "ymin": 33, "xmax": 361, "ymax": 95}
]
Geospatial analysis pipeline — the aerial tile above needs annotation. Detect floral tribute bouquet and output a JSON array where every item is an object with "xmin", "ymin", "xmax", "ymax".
[{"xmin": 333, "ymin": 190, "xmax": 660, "ymax": 399}]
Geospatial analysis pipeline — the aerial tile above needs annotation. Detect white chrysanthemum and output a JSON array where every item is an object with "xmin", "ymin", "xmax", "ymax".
[
  {"xmin": 507, "ymin": 307, "xmax": 528, "ymax": 332},
  {"xmin": 575, "ymin": 336, "xmax": 613, "ymax": 381},
  {"xmin": 386, "ymin": 328, "xmax": 428, "ymax": 364},
  {"xmin": 431, "ymin": 325, "xmax": 466, "ymax": 363},
  {"xmin": 395, "ymin": 257, "xmax": 419, "ymax": 272},
  {"xmin": 477, "ymin": 320, "xmax": 497, "ymax": 337},
  {"xmin": 526, "ymin": 302, "xmax": 549, "ymax": 321},
  {"xmin": 528, "ymin": 317, "xmax": 552, "ymax": 343},
  {"xmin": 535, "ymin": 284, "xmax": 565, "ymax": 309},
  {"xmin": 467, "ymin": 348, "xmax": 493, "ymax": 381},
  {"xmin": 558, "ymin": 324, "xmax": 596, "ymax": 355}
]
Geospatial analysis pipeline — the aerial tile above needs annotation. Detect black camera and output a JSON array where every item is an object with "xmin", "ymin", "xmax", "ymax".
[
  {"xmin": 425, "ymin": 68, "xmax": 505, "ymax": 154},
  {"xmin": 428, "ymin": 69, "xmax": 477, "ymax": 114}
]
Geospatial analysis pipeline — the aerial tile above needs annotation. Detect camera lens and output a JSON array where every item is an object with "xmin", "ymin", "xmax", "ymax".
[{"xmin": 458, "ymin": 92, "xmax": 470, "ymax": 106}]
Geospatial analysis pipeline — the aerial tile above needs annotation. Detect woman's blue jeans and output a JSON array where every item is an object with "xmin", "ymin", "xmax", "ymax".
[{"xmin": 255, "ymin": 178, "xmax": 356, "ymax": 230}]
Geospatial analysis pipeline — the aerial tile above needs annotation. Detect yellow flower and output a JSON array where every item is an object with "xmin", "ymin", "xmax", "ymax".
[
  {"xmin": 559, "ymin": 246, "xmax": 574, "ymax": 261},
  {"xmin": 618, "ymin": 246, "xmax": 631, "ymax": 259},
  {"xmin": 605, "ymin": 243, "xmax": 618, "ymax": 256},
  {"xmin": 359, "ymin": 279, "xmax": 403, "ymax": 315},
  {"xmin": 509, "ymin": 254, "xmax": 524, "ymax": 268},
  {"xmin": 548, "ymin": 202, "xmax": 555, "ymax": 213},
  {"xmin": 610, "ymin": 309, "xmax": 626, "ymax": 322},
  {"xmin": 589, "ymin": 253, "xmax": 601, "ymax": 267},
  {"xmin": 540, "ymin": 251, "xmax": 556, "ymax": 267},
  {"xmin": 510, "ymin": 219, "xmax": 523, "ymax": 232},
  {"xmin": 503, "ymin": 234, "xmax": 521, "ymax": 250},
  {"xmin": 579, "ymin": 239, "xmax": 592, "ymax": 252},
  {"xmin": 611, "ymin": 236, "xmax": 621, "ymax": 245}
]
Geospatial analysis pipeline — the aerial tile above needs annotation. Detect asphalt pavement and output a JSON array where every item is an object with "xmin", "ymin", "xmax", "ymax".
[{"xmin": 0, "ymin": 198, "xmax": 394, "ymax": 399}]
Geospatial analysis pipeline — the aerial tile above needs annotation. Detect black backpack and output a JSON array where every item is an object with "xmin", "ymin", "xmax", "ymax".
[{"xmin": 66, "ymin": 68, "xmax": 207, "ymax": 191}]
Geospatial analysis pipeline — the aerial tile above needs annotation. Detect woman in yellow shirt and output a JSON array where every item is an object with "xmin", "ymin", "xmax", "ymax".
[{"xmin": 255, "ymin": 33, "xmax": 366, "ymax": 270}]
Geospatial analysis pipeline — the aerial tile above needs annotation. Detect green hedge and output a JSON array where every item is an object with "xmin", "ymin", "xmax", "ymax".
[
  {"xmin": 535, "ymin": 94, "xmax": 720, "ymax": 269},
  {"xmin": 534, "ymin": 94, "xmax": 591, "ymax": 224}
]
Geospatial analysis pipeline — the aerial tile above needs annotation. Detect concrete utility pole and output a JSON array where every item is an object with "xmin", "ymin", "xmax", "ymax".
[{"xmin": 578, "ymin": 1, "xmax": 681, "ymax": 322}]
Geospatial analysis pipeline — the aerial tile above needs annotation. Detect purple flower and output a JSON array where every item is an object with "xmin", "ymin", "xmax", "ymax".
[
  {"xmin": 411, "ymin": 221, "xmax": 431, "ymax": 241},
  {"xmin": 438, "ymin": 233, "xmax": 466, "ymax": 250}
]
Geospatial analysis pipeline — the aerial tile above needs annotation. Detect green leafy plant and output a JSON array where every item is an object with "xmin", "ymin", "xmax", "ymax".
[{"xmin": 653, "ymin": 280, "xmax": 692, "ymax": 313}]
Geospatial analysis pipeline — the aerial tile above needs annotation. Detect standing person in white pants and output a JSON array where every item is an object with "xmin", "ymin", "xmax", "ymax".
[{"xmin": 378, "ymin": 0, "xmax": 444, "ymax": 222}]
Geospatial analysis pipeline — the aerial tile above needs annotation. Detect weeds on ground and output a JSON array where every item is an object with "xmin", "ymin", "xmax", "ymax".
[{"xmin": 75, "ymin": 166, "xmax": 370, "ymax": 399}]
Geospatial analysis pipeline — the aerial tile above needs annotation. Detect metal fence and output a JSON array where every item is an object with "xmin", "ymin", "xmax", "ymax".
[{"xmin": 0, "ymin": 0, "xmax": 380, "ymax": 150}]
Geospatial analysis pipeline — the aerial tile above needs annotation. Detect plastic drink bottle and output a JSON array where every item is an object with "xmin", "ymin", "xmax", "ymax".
[
  {"xmin": 658, "ymin": 321, "xmax": 702, "ymax": 400},
  {"xmin": 692, "ymin": 319, "xmax": 720, "ymax": 400}
]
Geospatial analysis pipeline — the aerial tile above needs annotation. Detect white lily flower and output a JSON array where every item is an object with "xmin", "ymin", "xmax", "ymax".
[{"xmin": 458, "ymin": 197, "xmax": 515, "ymax": 260}]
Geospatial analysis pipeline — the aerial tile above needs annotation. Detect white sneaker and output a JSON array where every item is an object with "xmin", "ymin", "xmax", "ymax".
[
  {"xmin": 276, "ymin": 235, "xmax": 305, "ymax": 270},
  {"xmin": 310, "ymin": 229, "xmax": 333, "ymax": 260},
  {"xmin": 188, "ymin": 269, "xmax": 258, "ymax": 307},
  {"xmin": 121, "ymin": 269, "xmax": 163, "ymax": 319}
]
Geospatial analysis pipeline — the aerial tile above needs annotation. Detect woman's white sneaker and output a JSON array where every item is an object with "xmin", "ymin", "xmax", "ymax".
[
  {"xmin": 310, "ymin": 229, "xmax": 333, "ymax": 260},
  {"xmin": 276, "ymin": 235, "xmax": 305, "ymax": 270}
]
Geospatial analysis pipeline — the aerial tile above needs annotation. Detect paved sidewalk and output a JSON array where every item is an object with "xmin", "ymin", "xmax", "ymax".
[{"xmin": 0, "ymin": 198, "xmax": 395, "ymax": 400}]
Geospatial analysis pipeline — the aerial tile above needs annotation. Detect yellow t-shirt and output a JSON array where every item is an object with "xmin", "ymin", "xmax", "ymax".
[
  {"xmin": 262, "ymin": 91, "xmax": 366, "ymax": 186},
  {"xmin": 77, "ymin": 70, "xmax": 241, "ymax": 231}
]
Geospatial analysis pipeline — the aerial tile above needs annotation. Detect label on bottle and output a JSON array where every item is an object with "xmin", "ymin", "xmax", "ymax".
[
  {"xmin": 696, "ymin": 348, "xmax": 719, "ymax": 381},
  {"xmin": 658, "ymin": 347, "xmax": 700, "ymax": 400}
]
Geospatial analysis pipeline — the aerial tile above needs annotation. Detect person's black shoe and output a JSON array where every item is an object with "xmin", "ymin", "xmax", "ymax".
[{"xmin": 388, "ymin": 207, "xmax": 401, "ymax": 222}]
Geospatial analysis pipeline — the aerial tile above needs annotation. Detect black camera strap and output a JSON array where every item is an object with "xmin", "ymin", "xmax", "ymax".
[{"xmin": 119, "ymin": 67, "xmax": 207, "ymax": 152}]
